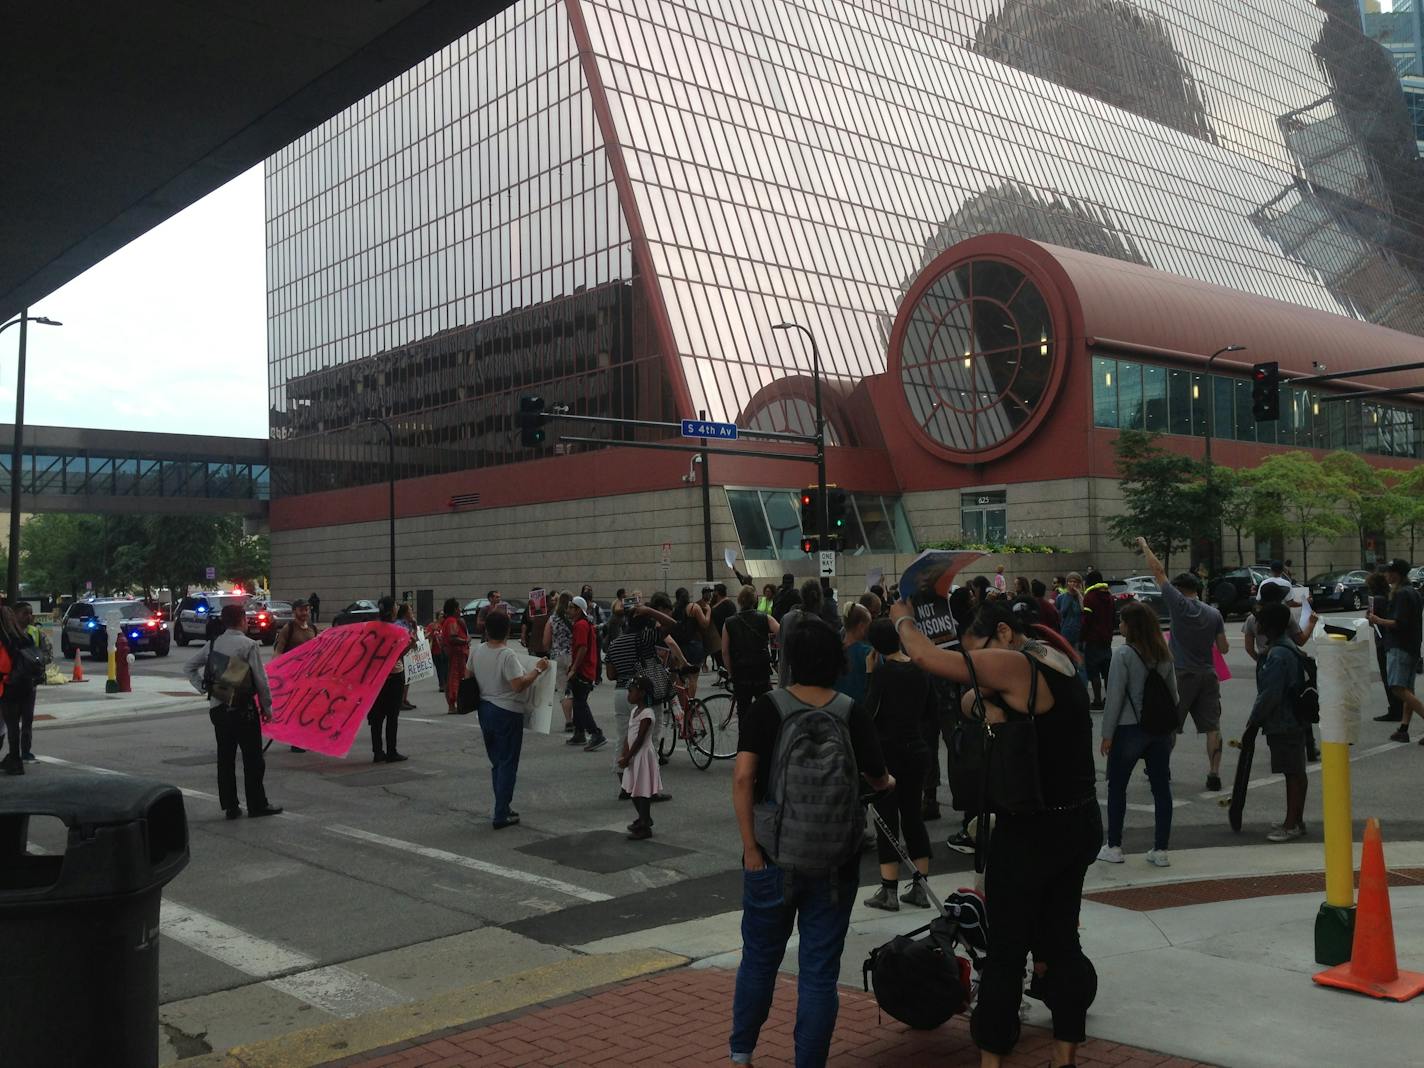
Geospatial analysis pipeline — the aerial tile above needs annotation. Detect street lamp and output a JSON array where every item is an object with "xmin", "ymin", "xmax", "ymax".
[
  {"xmin": 1202, "ymin": 344, "xmax": 1245, "ymax": 575},
  {"xmin": 1, "ymin": 312, "xmax": 63, "ymax": 602},
  {"xmin": 771, "ymin": 322, "xmax": 828, "ymax": 566}
]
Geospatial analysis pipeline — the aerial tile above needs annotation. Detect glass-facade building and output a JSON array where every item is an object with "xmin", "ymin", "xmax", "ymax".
[{"xmin": 266, "ymin": 0, "xmax": 1424, "ymax": 497}]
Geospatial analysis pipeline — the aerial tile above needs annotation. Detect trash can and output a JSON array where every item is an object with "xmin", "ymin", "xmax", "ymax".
[{"xmin": 0, "ymin": 771, "xmax": 189, "ymax": 1068}]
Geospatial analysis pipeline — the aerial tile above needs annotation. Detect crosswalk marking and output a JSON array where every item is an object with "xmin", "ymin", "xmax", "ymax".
[
  {"xmin": 37, "ymin": 754, "xmax": 220, "ymax": 802},
  {"xmin": 161, "ymin": 900, "xmax": 408, "ymax": 1018},
  {"xmin": 327, "ymin": 824, "xmax": 612, "ymax": 902}
]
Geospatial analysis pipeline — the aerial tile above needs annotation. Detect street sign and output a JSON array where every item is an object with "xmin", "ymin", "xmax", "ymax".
[
  {"xmin": 818, "ymin": 550, "xmax": 836, "ymax": 578},
  {"xmin": 205, "ymin": 566, "xmax": 217, "ymax": 581},
  {"xmin": 681, "ymin": 419, "xmax": 738, "ymax": 441},
  {"xmin": 660, "ymin": 541, "xmax": 672, "ymax": 567}
]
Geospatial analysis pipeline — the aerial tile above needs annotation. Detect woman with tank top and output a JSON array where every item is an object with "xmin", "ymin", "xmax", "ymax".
[{"xmin": 889, "ymin": 598, "xmax": 1100, "ymax": 1068}]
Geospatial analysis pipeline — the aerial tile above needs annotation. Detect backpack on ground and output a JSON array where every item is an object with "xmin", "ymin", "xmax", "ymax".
[
  {"xmin": 862, "ymin": 888, "xmax": 985, "ymax": 1030},
  {"xmin": 1127, "ymin": 648, "xmax": 1178, "ymax": 736},
  {"xmin": 752, "ymin": 688, "xmax": 861, "ymax": 873}
]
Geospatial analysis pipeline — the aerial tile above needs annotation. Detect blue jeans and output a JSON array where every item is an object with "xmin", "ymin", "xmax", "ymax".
[
  {"xmin": 477, "ymin": 700, "xmax": 524, "ymax": 823},
  {"xmin": 1105, "ymin": 723, "xmax": 1174, "ymax": 851},
  {"xmin": 730, "ymin": 862, "xmax": 855, "ymax": 1068}
]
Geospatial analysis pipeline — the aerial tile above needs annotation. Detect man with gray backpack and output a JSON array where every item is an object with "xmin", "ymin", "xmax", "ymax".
[
  {"xmin": 731, "ymin": 615, "xmax": 893, "ymax": 1068},
  {"xmin": 185, "ymin": 603, "xmax": 282, "ymax": 820}
]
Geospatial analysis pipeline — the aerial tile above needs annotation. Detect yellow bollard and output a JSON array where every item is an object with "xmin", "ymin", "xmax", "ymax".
[
  {"xmin": 1320, "ymin": 743, "xmax": 1354, "ymax": 909},
  {"xmin": 105, "ymin": 645, "xmax": 119, "ymax": 694}
]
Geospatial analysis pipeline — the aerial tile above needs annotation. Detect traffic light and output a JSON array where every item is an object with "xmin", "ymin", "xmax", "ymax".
[
  {"xmin": 825, "ymin": 487, "xmax": 849, "ymax": 537},
  {"xmin": 517, "ymin": 395, "xmax": 547, "ymax": 447},
  {"xmin": 1251, "ymin": 362, "xmax": 1280, "ymax": 422},
  {"xmin": 799, "ymin": 487, "xmax": 819, "ymax": 535},
  {"xmin": 800, "ymin": 534, "xmax": 818, "ymax": 555}
]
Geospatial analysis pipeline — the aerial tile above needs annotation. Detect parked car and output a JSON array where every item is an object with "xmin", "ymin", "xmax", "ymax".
[
  {"xmin": 246, "ymin": 600, "xmax": 294, "ymax": 645},
  {"xmin": 1409, "ymin": 565, "xmax": 1424, "ymax": 589},
  {"xmin": 462, "ymin": 597, "xmax": 526, "ymax": 637},
  {"xmin": 174, "ymin": 591, "xmax": 250, "ymax": 646},
  {"xmin": 1209, "ymin": 566, "xmax": 1272, "ymax": 618},
  {"xmin": 1122, "ymin": 575, "xmax": 1168, "ymax": 621},
  {"xmin": 332, "ymin": 599, "xmax": 381, "ymax": 626},
  {"xmin": 60, "ymin": 599, "xmax": 170, "ymax": 660},
  {"xmin": 1308, "ymin": 570, "xmax": 1371, "ymax": 612}
]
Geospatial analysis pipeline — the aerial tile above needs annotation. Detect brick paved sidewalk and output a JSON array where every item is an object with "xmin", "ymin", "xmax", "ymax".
[{"xmin": 323, "ymin": 967, "xmax": 1214, "ymax": 1068}]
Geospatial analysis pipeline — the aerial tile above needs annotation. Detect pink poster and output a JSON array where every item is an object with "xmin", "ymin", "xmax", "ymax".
[{"xmin": 262, "ymin": 621, "xmax": 410, "ymax": 756}]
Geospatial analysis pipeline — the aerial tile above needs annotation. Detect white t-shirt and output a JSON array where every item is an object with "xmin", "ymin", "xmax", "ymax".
[{"xmin": 468, "ymin": 643, "xmax": 527, "ymax": 714}]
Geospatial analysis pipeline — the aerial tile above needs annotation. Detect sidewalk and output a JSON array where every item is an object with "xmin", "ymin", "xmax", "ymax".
[{"xmin": 30, "ymin": 672, "xmax": 208, "ymax": 726}]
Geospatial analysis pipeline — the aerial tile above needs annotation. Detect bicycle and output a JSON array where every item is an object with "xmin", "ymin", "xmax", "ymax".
[{"xmin": 656, "ymin": 673, "xmax": 716, "ymax": 770}]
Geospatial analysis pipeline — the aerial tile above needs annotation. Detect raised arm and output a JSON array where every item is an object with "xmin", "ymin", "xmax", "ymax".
[{"xmin": 1137, "ymin": 536, "xmax": 1167, "ymax": 586}]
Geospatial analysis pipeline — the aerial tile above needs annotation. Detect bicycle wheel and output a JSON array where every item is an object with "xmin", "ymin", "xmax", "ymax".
[
  {"xmin": 700, "ymin": 692, "xmax": 738, "ymax": 760},
  {"xmin": 657, "ymin": 704, "xmax": 678, "ymax": 761},
  {"xmin": 684, "ymin": 699, "xmax": 716, "ymax": 770}
]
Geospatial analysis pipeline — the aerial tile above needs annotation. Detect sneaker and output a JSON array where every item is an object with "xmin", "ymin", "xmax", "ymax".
[
  {"xmin": 384, "ymin": 751, "xmax": 409, "ymax": 764},
  {"xmin": 1206, "ymin": 773, "xmax": 1223, "ymax": 792},
  {"xmin": 863, "ymin": 885, "xmax": 899, "ymax": 911},
  {"xmin": 584, "ymin": 733, "xmax": 608, "ymax": 752},
  {"xmin": 372, "ymin": 750, "xmax": 386, "ymax": 763},
  {"xmin": 900, "ymin": 881, "xmax": 932, "ymax": 908},
  {"xmin": 492, "ymin": 815, "xmax": 521, "ymax": 829},
  {"xmin": 21, "ymin": 751, "xmax": 35, "ymax": 762},
  {"xmin": 400, "ymin": 701, "xmax": 417, "ymax": 711},
  {"xmin": 1390, "ymin": 728, "xmax": 1410, "ymax": 743},
  {"xmin": 566, "ymin": 733, "xmax": 587, "ymax": 746},
  {"xmin": 564, "ymin": 722, "xmax": 576, "ymax": 733},
  {"xmin": 224, "ymin": 807, "xmax": 242, "ymax": 820},
  {"xmin": 618, "ymin": 789, "xmax": 632, "ymax": 801},
  {"xmin": 627, "ymin": 825, "xmax": 652, "ymax": 840},
  {"xmin": 1267, "ymin": 824, "xmax": 1305, "ymax": 843},
  {"xmin": 1145, "ymin": 849, "xmax": 1171, "ymax": 868},
  {"xmin": 1374, "ymin": 712, "xmax": 1403, "ymax": 722},
  {"xmin": 1096, "ymin": 844, "xmax": 1125, "ymax": 864},
  {"xmin": 946, "ymin": 830, "xmax": 976, "ymax": 854}
]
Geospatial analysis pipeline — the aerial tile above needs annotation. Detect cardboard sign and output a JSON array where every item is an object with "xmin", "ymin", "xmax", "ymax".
[
  {"xmin": 528, "ymin": 587, "xmax": 548, "ymax": 616},
  {"xmin": 263, "ymin": 621, "xmax": 410, "ymax": 756},
  {"xmin": 522, "ymin": 653, "xmax": 558, "ymax": 734},
  {"xmin": 899, "ymin": 549, "xmax": 987, "ymax": 647},
  {"xmin": 724, "ymin": 547, "xmax": 737, "ymax": 569},
  {"xmin": 404, "ymin": 631, "xmax": 435, "ymax": 684}
]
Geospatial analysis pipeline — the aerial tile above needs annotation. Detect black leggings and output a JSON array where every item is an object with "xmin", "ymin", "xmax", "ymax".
[
  {"xmin": 367, "ymin": 673, "xmax": 404, "ymax": 754},
  {"xmin": 971, "ymin": 803, "xmax": 1102, "ymax": 1056},
  {"xmin": 873, "ymin": 748, "xmax": 931, "ymax": 867}
]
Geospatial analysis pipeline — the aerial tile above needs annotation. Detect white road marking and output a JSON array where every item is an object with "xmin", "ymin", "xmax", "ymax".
[
  {"xmin": 160, "ymin": 900, "xmax": 407, "ymax": 1018},
  {"xmin": 37, "ymin": 754, "xmax": 222, "ymax": 801},
  {"xmin": 1241, "ymin": 739, "xmax": 1407, "ymax": 792},
  {"xmin": 326, "ymin": 824, "xmax": 612, "ymax": 903}
]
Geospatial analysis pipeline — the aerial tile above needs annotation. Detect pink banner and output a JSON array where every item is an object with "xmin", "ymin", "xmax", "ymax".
[{"xmin": 262, "ymin": 621, "xmax": 410, "ymax": 756}]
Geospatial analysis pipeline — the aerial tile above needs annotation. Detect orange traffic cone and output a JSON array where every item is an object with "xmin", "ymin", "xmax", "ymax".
[
  {"xmin": 71, "ymin": 650, "xmax": 84, "ymax": 683},
  {"xmin": 1314, "ymin": 818, "xmax": 1424, "ymax": 1000}
]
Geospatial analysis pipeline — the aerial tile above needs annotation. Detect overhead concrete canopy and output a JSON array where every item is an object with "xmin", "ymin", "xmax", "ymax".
[{"xmin": 0, "ymin": 0, "xmax": 508, "ymax": 323}]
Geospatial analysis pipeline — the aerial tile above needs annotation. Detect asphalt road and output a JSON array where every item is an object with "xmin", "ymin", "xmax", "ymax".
[{"xmin": 20, "ymin": 608, "xmax": 1424, "ymax": 1053}]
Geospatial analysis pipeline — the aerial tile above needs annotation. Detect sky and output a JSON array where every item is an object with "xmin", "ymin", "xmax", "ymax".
[{"xmin": 5, "ymin": 165, "xmax": 269, "ymax": 439}]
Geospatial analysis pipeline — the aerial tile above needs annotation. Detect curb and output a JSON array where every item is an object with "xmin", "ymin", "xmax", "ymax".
[{"xmin": 180, "ymin": 947, "xmax": 687, "ymax": 1068}]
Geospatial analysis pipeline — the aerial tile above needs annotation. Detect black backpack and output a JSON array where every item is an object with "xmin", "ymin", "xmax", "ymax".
[
  {"xmin": 1127, "ymin": 648, "xmax": 1178, "ymax": 736},
  {"xmin": 1288, "ymin": 647, "xmax": 1320, "ymax": 725},
  {"xmin": 725, "ymin": 612, "xmax": 770, "ymax": 677},
  {"xmin": 862, "ymin": 889, "xmax": 983, "ymax": 1030}
]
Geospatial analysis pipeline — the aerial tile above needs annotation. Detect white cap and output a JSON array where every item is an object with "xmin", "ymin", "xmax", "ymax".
[{"xmin": 571, "ymin": 596, "xmax": 589, "ymax": 613}]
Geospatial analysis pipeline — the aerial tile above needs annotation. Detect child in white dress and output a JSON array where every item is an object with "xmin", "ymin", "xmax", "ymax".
[{"xmin": 618, "ymin": 674, "xmax": 662, "ymax": 840}]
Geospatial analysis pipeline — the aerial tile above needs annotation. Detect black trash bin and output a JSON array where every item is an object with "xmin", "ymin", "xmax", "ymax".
[{"xmin": 0, "ymin": 771, "xmax": 189, "ymax": 1068}]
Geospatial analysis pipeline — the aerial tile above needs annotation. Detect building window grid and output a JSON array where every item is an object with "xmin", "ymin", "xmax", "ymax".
[
  {"xmin": 1091, "ymin": 352, "xmax": 1423, "ymax": 459},
  {"xmin": 724, "ymin": 488, "xmax": 916, "ymax": 559}
]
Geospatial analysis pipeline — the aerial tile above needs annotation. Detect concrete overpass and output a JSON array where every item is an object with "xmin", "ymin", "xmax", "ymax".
[
  {"xmin": 0, "ymin": 425, "xmax": 268, "ymax": 518},
  {"xmin": 1, "ymin": 0, "xmax": 513, "ymax": 323}
]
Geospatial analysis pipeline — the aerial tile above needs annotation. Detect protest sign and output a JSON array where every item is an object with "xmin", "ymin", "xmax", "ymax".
[
  {"xmin": 866, "ymin": 567, "xmax": 884, "ymax": 592},
  {"xmin": 522, "ymin": 652, "xmax": 558, "ymax": 734},
  {"xmin": 528, "ymin": 587, "xmax": 548, "ymax": 616},
  {"xmin": 898, "ymin": 549, "xmax": 987, "ymax": 646},
  {"xmin": 404, "ymin": 631, "xmax": 435, "ymax": 684},
  {"xmin": 263, "ymin": 621, "xmax": 410, "ymax": 756},
  {"xmin": 724, "ymin": 547, "xmax": 737, "ymax": 569}
]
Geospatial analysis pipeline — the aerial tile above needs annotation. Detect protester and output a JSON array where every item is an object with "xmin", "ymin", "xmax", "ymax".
[
  {"xmin": 1258, "ymin": 561, "xmax": 1291, "ymax": 598},
  {"xmin": 396, "ymin": 603, "xmax": 418, "ymax": 711},
  {"xmin": 606, "ymin": 599, "xmax": 680, "ymax": 798},
  {"xmin": 470, "ymin": 609, "xmax": 549, "ymax": 829},
  {"xmin": 546, "ymin": 591, "xmax": 575, "ymax": 731},
  {"xmin": 1370, "ymin": 559, "xmax": 1424, "ymax": 743},
  {"xmin": 1031, "ymin": 579, "xmax": 1062, "ymax": 632},
  {"xmin": 710, "ymin": 583, "xmax": 736, "ymax": 660},
  {"xmin": 771, "ymin": 573, "xmax": 800, "ymax": 620},
  {"xmin": 1056, "ymin": 572, "xmax": 1085, "ymax": 653},
  {"xmin": 1012, "ymin": 576, "xmax": 1031, "ymax": 599},
  {"xmin": 992, "ymin": 564, "xmax": 1007, "ymax": 593},
  {"xmin": 522, "ymin": 594, "xmax": 550, "ymax": 657},
  {"xmin": 274, "ymin": 598, "xmax": 319, "ymax": 753},
  {"xmin": 721, "ymin": 585, "xmax": 779, "ymax": 727},
  {"xmin": 184, "ymin": 603, "xmax": 281, "ymax": 818},
  {"xmin": 671, "ymin": 587, "xmax": 710, "ymax": 697},
  {"xmin": 835, "ymin": 602, "xmax": 873, "ymax": 702},
  {"xmin": 440, "ymin": 597, "xmax": 471, "ymax": 715},
  {"xmin": 580, "ymin": 585, "xmax": 604, "ymax": 628},
  {"xmin": 1250, "ymin": 603, "xmax": 1309, "ymax": 841},
  {"xmin": 858, "ymin": 591, "xmax": 883, "ymax": 620},
  {"xmin": 1366, "ymin": 573, "xmax": 1405, "ymax": 723},
  {"xmin": 1099, "ymin": 602, "xmax": 1178, "ymax": 867},
  {"xmin": 566, "ymin": 595, "xmax": 606, "ymax": 751},
  {"xmin": 862, "ymin": 618, "xmax": 935, "ymax": 911},
  {"xmin": 1080, "ymin": 570, "xmax": 1115, "ymax": 709},
  {"xmin": 891, "ymin": 598, "xmax": 1099, "ymax": 1067},
  {"xmin": 619, "ymin": 672, "xmax": 661, "ymax": 840},
  {"xmin": 868, "ymin": 584, "xmax": 889, "ymax": 616},
  {"xmin": 0, "ymin": 606, "xmax": 40, "ymax": 773},
  {"xmin": 427, "ymin": 611, "xmax": 449, "ymax": 693},
  {"xmin": 1138, "ymin": 538, "xmax": 1229, "ymax": 791},
  {"xmin": 777, "ymin": 580, "xmax": 824, "ymax": 687},
  {"xmin": 308, "ymin": 591, "xmax": 321, "ymax": 623},
  {"xmin": 730, "ymin": 616, "xmax": 892, "ymax": 1068},
  {"xmin": 367, "ymin": 597, "xmax": 412, "ymax": 763},
  {"xmin": 758, "ymin": 583, "xmax": 776, "ymax": 615},
  {"xmin": 1244, "ymin": 584, "xmax": 1319, "ymax": 761}
]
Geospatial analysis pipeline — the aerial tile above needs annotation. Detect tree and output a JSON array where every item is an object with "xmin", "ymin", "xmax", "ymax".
[
  {"xmin": 1215, "ymin": 466, "xmax": 1258, "ymax": 569},
  {"xmin": 1387, "ymin": 466, "xmax": 1424, "ymax": 562},
  {"xmin": 1107, "ymin": 429, "xmax": 1209, "ymax": 572},
  {"xmin": 1249, "ymin": 452, "xmax": 1349, "ymax": 577},
  {"xmin": 1320, "ymin": 451, "xmax": 1391, "ymax": 566},
  {"xmin": 216, "ymin": 517, "xmax": 270, "ymax": 590}
]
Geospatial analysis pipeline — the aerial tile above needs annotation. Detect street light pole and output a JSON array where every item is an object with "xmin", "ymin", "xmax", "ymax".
[
  {"xmin": 772, "ymin": 322, "xmax": 827, "ymax": 581},
  {"xmin": 1, "ymin": 312, "xmax": 62, "ymax": 602},
  {"xmin": 372, "ymin": 417, "xmax": 396, "ymax": 602},
  {"xmin": 1202, "ymin": 344, "xmax": 1246, "ymax": 574}
]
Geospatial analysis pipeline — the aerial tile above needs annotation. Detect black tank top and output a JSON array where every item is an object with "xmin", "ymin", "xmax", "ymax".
[{"xmin": 1028, "ymin": 654, "xmax": 1097, "ymax": 807}]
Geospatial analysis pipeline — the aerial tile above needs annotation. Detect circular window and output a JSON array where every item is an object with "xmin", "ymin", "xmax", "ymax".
[{"xmin": 896, "ymin": 258, "xmax": 1058, "ymax": 457}]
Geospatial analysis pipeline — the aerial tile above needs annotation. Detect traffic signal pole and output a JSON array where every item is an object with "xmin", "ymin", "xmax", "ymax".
[{"xmin": 699, "ymin": 410, "xmax": 713, "ymax": 583}]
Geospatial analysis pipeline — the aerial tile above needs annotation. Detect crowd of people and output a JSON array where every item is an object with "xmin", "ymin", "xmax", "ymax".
[{"xmin": 5, "ymin": 544, "xmax": 1422, "ymax": 1068}]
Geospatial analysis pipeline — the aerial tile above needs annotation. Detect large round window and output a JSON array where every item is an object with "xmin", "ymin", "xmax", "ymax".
[{"xmin": 896, "ymin": 258, "xmax": 1057, "ymax": 456}]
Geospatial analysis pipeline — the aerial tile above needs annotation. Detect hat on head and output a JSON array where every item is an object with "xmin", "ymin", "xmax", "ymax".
[
  {"xmin": 571, "ymin": 595, "xmax": 589, "ymax": 612},
  {"xmin": 1172, "ymin": 572, "xmax": 1203, "ymax": 592},
  {"xmin": 291, "ymin": 598, "xmax": 310, "ymax": 609},
  {"xmin": 1386, "ymin": 558, "xmax": 1412, "ymax": 577}
]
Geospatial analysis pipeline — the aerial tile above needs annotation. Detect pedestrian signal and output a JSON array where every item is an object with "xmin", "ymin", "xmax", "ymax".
[{"xmin": 1251, "ymin": 362, "xmax": 1280, "ymax": 422}]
